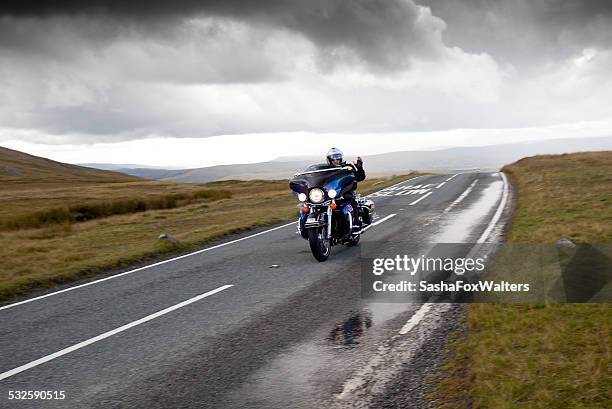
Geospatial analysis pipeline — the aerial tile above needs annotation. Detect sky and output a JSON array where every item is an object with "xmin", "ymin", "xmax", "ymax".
[{"xmin": 1, "ymin": 0, "xmax": 612, "ymax": 167}]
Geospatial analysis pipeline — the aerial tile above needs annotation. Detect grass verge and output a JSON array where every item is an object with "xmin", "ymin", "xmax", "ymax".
[
  {"xmin": 0, "ymin": 173, "xmax": 422, "ymax": 302},
  {"xmin": 432, "ymin": 151, "xmax": 612, "ymax": 409},
  {"xmin": 2, "ymin": 189, "xmax": 232, "ymax": 230}
]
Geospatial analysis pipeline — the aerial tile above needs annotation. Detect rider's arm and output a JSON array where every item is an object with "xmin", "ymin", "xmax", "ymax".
[{"xmin": 353, "ymin": 158, "xmax": 365, "ymax": 182}]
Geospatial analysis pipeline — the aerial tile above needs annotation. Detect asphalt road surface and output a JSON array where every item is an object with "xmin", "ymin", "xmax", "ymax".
[{"xmin": 0, "ymin": 172, "xmax": 512, "ymax": 409}]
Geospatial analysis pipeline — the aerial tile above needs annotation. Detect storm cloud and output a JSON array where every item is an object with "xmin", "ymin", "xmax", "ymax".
[
  {"xmin": 0, "ymin": 0, "xmax": 447, "ymax": 71},
  {"xmin": 0, "ymin": 1, "xmax": 612, "ymax": 146},
  {"xmin": 420, "ymin": 0, "xmax": 612, "ymax": 65}
]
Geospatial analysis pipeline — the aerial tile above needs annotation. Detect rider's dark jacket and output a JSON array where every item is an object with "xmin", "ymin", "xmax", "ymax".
[
  {"xmin": 337, "ymin": 159, "xmax": 365, "ymax": 188},
  {"xmin": 327, "ymin": 160, "xmax": 365, "ymax": 215}
]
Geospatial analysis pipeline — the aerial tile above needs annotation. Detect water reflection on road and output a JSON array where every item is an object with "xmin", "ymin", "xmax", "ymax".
[{"xmin": 223, "ymin": 302, "xmax": 417, "ymax": 408}]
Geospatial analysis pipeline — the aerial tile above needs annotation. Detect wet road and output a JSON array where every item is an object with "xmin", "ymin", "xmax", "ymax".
[{"xmin": 0, "ymin": 172, "xmax": 511, "ymax": 408}]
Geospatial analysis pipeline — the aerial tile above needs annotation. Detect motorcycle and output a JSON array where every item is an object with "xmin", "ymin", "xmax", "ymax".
[{"xmin": 289, "ymin": 164, "xmax": 375, "ymax": 261}]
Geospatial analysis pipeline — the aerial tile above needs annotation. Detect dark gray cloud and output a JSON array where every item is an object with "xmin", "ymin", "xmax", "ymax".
[
  {"xmin": 420, "ymin": 0, "xmax": 612, "ymax": 66},
  {"xmin": 0, "ymin": 0, "xmax": 234, "ymax": 17},
  {"xmin": 0, "ymin": 1, "xmax": 446, "ymax": 71},
  {"xmin": 5, "ymin": 0, "xmax": 611, "ymax": 74},
  {"xmin": 0, "ymin": 16, "xmax": 288, "ymax": 86}
]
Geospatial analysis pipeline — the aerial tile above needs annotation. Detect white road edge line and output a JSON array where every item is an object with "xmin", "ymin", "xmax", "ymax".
[
  {"xmin": 399, "ymin": 303, "xmax": 432, "ymax": 335},
  {"xmin": 0, "ymin": 223, "xmax": 292, "ymax": 312},
  {"xmin": 477, "ymin": 172, "xmax": 509, "ymax": 243},
  {"xmin": 1, "ymin": 175, "xmax": 426, "ymax": 312},
  {"xmin": 397, "ymin": 172, "xmax": 509, "ymax": 336},
  {"xmin": 0, "ymin": 284, "xmax": 233, "ymax": 381},
  {"xmin": 408, "ymin": 191, "xmax": 433, "ymax": 206},
  {"xmin": 443, "ymin": 179, "xmax": 479, "ymax": 213}
]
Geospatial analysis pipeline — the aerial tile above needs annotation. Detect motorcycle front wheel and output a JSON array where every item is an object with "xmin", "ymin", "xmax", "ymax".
[{"xmin": 308, "ymin": 227, "xmax": 331, "ymax": 262}]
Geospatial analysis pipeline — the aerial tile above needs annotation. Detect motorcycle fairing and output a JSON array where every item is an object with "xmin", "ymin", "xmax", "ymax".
[{"xmin": 289, "ymin": 164, "xmax": 355, "ymax": 198}]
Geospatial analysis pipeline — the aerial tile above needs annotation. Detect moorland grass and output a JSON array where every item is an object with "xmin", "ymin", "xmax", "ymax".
[{"xmin": 2, "ymin": 189, "xmax": 232, "ymax": 229}]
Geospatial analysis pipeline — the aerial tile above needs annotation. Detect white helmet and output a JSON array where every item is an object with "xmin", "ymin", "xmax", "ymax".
[{"xmin": 326, "ymin": 147, "xmax": 344, "ymax": 165}]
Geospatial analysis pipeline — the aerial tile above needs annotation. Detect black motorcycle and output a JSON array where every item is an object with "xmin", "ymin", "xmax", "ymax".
[{"xmin": 290, "ymin": 164, "xmax": 375, "ymax": 261}]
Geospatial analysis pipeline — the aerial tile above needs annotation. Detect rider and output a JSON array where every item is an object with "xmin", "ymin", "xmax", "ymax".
[{"xmin": 326, "ymin": 147, "xmax": 365, "ymax": 229}]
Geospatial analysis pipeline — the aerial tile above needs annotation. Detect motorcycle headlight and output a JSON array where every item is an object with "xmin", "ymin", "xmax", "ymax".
[
  {"xmin": 309, "ymin": 188, "xmax": 324, "ymax": 203},
  {"xmin": 298, "ymin": 193, "xmax": 307, "ymax": 202},
  {"xmin": 328, "ymin": 189, "xmax": 337, "ymax": 199}
]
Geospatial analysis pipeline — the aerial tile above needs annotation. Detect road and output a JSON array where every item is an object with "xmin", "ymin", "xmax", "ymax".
[{"xmin": 0, "ymin": 172, "xmax": 512, "ymax": 409}]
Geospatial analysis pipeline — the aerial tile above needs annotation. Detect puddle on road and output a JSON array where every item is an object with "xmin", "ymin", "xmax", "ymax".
[
  {"xmin": 224, "ymin": 302, "xmax": 417, "ymax": 408},
  {"xmin": 434, "ymin": 178, "xmax": 503, "ymax": 243},
  {"xmin": 329, "ymin": 309, "xmax": 372, "ymax": 347},
  {"xmin": 327, "ymin": 303, "xmax": 412, "ymax": 348}
]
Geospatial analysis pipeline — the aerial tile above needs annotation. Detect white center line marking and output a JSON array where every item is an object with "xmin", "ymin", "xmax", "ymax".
[
  {"xmin": 444, "ymin": 173, "xmax": 459, "ymax": 182},
  {"xmin": 408, "ymin": 192, "xmax": 433, "ymax": 206},
  {"xmin": 370, "ymin": 214, "xmax": 396, "ymax": 226},
  {"xmin": 358, "ymin": 213, "xmax": 396, "ymax": 233},
  {"xmin": 0, "ymin": 284, "xmax": 233, "ymax": 381},
  {"xmin": 443, "ymin": 179, "xmax": 479, "ymax": 213},
  {"xmin": 436, "ymin": 182, "xmax": 446, "ymax": 188}
]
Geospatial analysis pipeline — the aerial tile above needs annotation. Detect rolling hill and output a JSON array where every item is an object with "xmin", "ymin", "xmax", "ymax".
[{"xmin": 0, "ymin": 146, "xmax": 140, "ymax": 182}]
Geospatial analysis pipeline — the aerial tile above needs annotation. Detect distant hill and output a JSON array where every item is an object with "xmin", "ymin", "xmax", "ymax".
[
  {"xmin": 109, "ymin": 135, "xmax": 612, "ymax": 183},
  {"xmin": 360, "ymin": 136, "xmax": 612, "ymax": 173},
  {"xmin": 122, "ymin": 161, "xmax": 310, "ymax": 183},
  {"xmin": 79, "ymin": 163, "xmax": 177, "ymax": 171},
  {"xmin": 116, "ymin": 167, "xmax": 192, "ymax": 180},
  {"xmin": 0, "ymin": 146, "xmax": 140, "ymax": 182}
]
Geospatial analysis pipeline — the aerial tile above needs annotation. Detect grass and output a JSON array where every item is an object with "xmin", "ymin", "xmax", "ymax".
[
  {"xmin": 2, "ymin": 188, "xmax": 232, "ymax": 229},
  {"xmin": 0, "ymin": 171, "xmax": 421, "ymax": 302},
  {"xmin": 504, "ymin": 151, "xmax": 612, "ymax": 243},
  {"xmin": 432, "ymin": 151, "xmax": 612, "ymax": 409}
]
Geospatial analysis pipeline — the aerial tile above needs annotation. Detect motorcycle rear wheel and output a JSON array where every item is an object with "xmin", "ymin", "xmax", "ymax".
[{"xmin": 346, "ymin": 233, "xmax": 360, "ymax": 246}]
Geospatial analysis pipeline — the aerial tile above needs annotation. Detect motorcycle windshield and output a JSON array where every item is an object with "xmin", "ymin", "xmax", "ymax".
[{"xmin": 290, "ymin": 164, "xmax": 355, "ymax": 195}]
